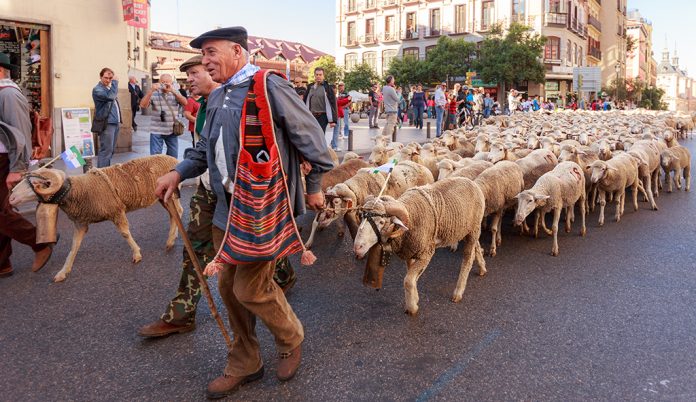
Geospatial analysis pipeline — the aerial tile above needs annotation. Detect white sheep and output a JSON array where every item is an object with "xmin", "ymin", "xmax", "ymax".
[
  {"xmin": 660, "ymin": 146, "xmax": 691, "ymax": 192},
  {"xmin": 353, "ymin": 177, "xmax": 487, "ymax": 315},
  {"xmin": 589, "ymin": 153, "xmax": 641, "ymax": 226}
]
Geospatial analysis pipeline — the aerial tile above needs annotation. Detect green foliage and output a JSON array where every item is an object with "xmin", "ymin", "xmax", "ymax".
[
  {"xmin": 386, "ymin": 57, "xmax": 432, "ymax": 87},
  {"xmin": 308, "ymin": 55, "xmax": 344, "ymax": 85},
  {"xmin": 640, "ymin": 86, "xmax": 667, "ymax": 110},
  {"xmin": 426, "ymin": 36, "xmax": 477, "ymax": 86},
  {"xmin": 344, "ymin": 63, "xmax": 379, "ymax": 92},
  {"xmin": 474, "ymin": 23, "xmax": 546, "ymax": 96}
]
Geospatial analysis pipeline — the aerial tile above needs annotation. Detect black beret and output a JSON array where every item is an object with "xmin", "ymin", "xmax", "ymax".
[{"xmin": 190, "ymin": 26, "xmax": 248, "ymax": 51}]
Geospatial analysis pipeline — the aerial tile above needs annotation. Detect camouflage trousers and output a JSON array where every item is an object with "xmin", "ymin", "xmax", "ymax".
[{"xmin": 162, "ymin": 183, "xmax": 296, "ymax": 326}]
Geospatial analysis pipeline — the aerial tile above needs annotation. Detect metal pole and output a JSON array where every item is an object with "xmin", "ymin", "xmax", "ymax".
[
  {"xmin": 426, "ymin": 121, "xmax": 431, "ymax": 139},
  {"xmin": 348, "ymin": 129, "xmax": 354, "ymax": 151}
]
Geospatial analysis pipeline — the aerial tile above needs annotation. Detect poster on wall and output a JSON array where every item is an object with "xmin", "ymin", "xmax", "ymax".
[
  {"xmin": 61, "ymin": 108, "xmax": 95, "ymax": 157},
  {"xmin": 122, "ymin": 0, "xmax": 149, "ymax": 28}
]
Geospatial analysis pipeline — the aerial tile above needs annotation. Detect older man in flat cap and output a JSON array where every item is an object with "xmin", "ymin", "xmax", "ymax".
[{"xmin": 155, "ymin": 27, "xmax": 333, "ymax": 399}]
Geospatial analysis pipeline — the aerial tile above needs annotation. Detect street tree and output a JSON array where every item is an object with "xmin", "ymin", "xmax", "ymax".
[
  {"xmin": 344, "ymin": 62, "xmax": 379, "ymax": 92},
  {"xmin": 474, "ymin": 23, "xmax": 546, "ymax": 107},
  {"xmin": 386, "ymin": 56, "xmax": 432, "ymax": 87},
  {"xmin": 426, "ymin": 36, "xmax": 477, "ymax": 87},
  {"xmin": 640, "ymin": 86, "xmax": 667, "ymax": 110},
  {"xmin": 308, "ymin": 55, "xmax": 344, "ymax": 85}
]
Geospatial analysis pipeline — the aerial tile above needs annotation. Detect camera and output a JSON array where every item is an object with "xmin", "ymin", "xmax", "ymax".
[{"xmin": 160, "ymin": 110, "xmax": 166, "ymax": 122}]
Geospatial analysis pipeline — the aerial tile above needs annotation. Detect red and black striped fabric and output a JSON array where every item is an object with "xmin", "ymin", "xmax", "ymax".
[{"xmin": 213, "ymin": 70, "xmax": 304, "ymax": 265}]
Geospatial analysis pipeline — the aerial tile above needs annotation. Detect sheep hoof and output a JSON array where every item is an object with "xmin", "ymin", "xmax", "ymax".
[
  {"xmin": 565, "ymin": 228, "xmax": 571, "ymax": 233},
  {"xmin": 488, "ymin": 249, "xmax": 496, "ymax": 257},
  {"xmin": 580, "ymin": 228, "xmax": 587, "ymax": 237},
  {"xmin": 551, "ymin": 250, "xmax": 559, "ymax": 257},
  {"xmin": 165, "ymin": 243, "xmax": 174, "ymax": 251},
  {"xmin": 404, "ymin": 308, "xmax": 419, "ymax": 316},
  {"xmin": 133, "ymin": 255, "xmax": 142, "ymax": 264},
  {"xmin": 451, "ymin": 294, "xmax": 463, "ymax": 303},
  {"xmin": 53, "ymin": 273, "xmax": 67, "ymax": 282}
]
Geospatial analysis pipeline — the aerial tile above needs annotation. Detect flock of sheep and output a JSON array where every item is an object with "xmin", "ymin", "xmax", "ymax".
[{"xmin": 309, "ymin": 109, "xmax": 695, "ymax": 315}]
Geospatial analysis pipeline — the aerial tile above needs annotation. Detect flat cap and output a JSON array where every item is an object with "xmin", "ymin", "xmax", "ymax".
[
  {"xmin": 190, "ymin": 26, "xmax": 248, "ymax": 50},
  {"xmin": 179, "ymin": 55, "xmax": 203, "ymax": 72}
]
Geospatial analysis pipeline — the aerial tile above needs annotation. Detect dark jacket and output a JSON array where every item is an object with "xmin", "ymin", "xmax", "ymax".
[
  {"xmin": 302, "ymin": 81, "xmax": 337, "ymax": 124},
  {"xmin": 176, "ymin": 74, "xmax": 335, "ymax": 230},
  {"xmin": 128, "ymin": 82, "xmax": 143, "ymax": 111}
]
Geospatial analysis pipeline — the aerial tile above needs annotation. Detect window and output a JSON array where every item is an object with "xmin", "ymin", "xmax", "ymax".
[
  {"xmin": 170, "ymin": 40, "xmax": 181, "ymax": 48},
  {"xmin": 363, "ymin": 51, "xmax": 377, "ymax": 72},
  {"xmin": 547, "ymin": 0, "xmax": 565, "ymax": 13},
  {"xmin": 545, "ymin": 36, "xmax": 560, "ymax": 60},
  {"xmin": 405, "ymin": 12, "xmax": 417, "ymax": 39},
  {"xmin": 385, "ymin": 15, "xmax": 395, "ymax": 40},
  {"xmin": 346, "ymin": 0, "xmax": 357, "ymax": 13},
  {"xmin": 347, "ymin": 21, "xmax": 356, "ymax": 44},
  {"xmin": 153, "ymin": 38, "xmax": 164, "ymax": 46},
  {"xmin": 482, "ymin": 1, "xmax": 495, "ymax": 30},
  {"xmin": 365, "ymin": 19, "xmax": 375, "ymax": 42},
  {"xmin": 455, "ymin": 5, "xmax": 466, "ymax": 33},
  {"xmin": 382, "ymin": 49, "xmax": 397, "ymax": 75},
  {"xmin": 578, "ymin": 46, "xmax": 583, "ymax": 66},
  {"xmin": 425, "ymin": 45, "xmax": 436, "ymax": 59},
  {"xmin": 512, "ymin": 0, "xmax": 526, "ymax": 22},
  {"xmin": 566, "ymin": 39, "xmax": 572, "ymax": 63},
  {"xmin": 273, "ymin": 54, "xmax": 286, "ymax": 62},
  {"xmin": 430, "ymin": 8, "xmax": 441, "ymax": 36},
  {"xmin": 345, "ymin": 53, "xmax": 358, "ymax": 70},
  {"xmin": 573, "ymin": 42, "xmax": 578, "ymax": 64},
  {"xmin": 403, "ymin": 47, "xmax": 419, "ymax": 60}
]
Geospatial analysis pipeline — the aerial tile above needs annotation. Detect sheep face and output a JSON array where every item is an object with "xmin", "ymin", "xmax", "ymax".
[
  {"xmin": 514, "ymin": 191, "xmax": 549, "ymax": 226},
  {"xmin": 368, "ymin": 147, "xmax": 388, "ymax": 165},
  {"xmin": 660, "ymin": 151, "xmax": 673, "ymax": 168},
  {"xmin": 353, "ymin": 200, "xmax": 408, "ymax": 259},
  {"xmin": 9, "ymin": 170, "xmax": 67, "ymax": 207},
  {"xmin": 474, "ymin": 136, "xmax": 490, "ymax": 153},
  {"xmin": 579, "ymin": 132, "xmax": 589, "ymax": 146},
  {"xmin": 487, "ymin": 143, "xmax": 507, "ymax": 163},
  {"xmin": 589, "ymin": 160, "xmax": 610, "ymax": 184},
  {"xmin": 558, "ymin": 147, "xmax": 576, "ymax": 163},
  {"xmin": 527, "ymin": 136, "xmax": 540, "ymax": 149}
]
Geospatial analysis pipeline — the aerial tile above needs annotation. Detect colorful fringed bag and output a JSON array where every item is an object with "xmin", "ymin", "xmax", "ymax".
[{"xmin": 205, "ymin": 70, "xmax": 315, "ymax": 275}]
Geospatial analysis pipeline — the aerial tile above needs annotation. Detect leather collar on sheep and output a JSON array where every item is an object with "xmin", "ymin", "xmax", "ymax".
[
  {"xmin": 357, "ymin": 210, "xmax": 390, "ymax": 245},
  {"xmin": 26, "ymin": 174, "xmax": 72, "ymax": 205}
]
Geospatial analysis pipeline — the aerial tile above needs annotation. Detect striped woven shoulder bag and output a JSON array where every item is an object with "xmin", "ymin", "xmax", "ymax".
[{"xmin": 205, "ymin": 70, "xmax": 315, "ymax": 275}]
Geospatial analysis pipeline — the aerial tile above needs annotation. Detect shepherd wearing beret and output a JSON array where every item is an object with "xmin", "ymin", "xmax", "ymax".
[{"xmin": 155, "ymin": 27, "xmax": 334, "ymax": 399}]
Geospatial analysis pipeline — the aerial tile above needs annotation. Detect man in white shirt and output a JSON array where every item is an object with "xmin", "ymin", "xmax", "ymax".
[{"xmin": 434, "ymin": 82, "xmax": 447, "ymax": 137}]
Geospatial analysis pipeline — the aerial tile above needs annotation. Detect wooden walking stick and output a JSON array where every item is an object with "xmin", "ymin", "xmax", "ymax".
[{"xmin": 164, "ymin": 199, "xmax": 233, "ymax": 351}]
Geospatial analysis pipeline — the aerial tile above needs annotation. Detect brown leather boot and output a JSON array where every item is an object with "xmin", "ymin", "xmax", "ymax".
[
  {"xmin": 0, "ymin": 265, "xmax": 13, "ymax": 278},
  {"xmin": 31, "ymin": 246, "xmax": 53, "ymax": 272},
  {"xmin": 206, "ymin": 366, "xmax": 264, "ymax": 399},
  {"xmin": 277, "ymin": 344, "xmax": 302, "ymax": 381},
  {"xmin": 138, "ymin": 319, "xmax": 195, "ymax": 338}
]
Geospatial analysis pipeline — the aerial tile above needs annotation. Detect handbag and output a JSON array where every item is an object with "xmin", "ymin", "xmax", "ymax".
[
  {"xmin": 91, "ymin": 101, "xmax": 114, "ymax": 133},
  {"xmin": 204, "ymin": 70, "xmax": 315, "ymax": 276},
  {"xmin": 163, "ymin": 93, "xmax": 186, "ymax": 136}
]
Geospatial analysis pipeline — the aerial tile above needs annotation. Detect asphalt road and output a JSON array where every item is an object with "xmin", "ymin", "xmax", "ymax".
[{"xmin": 3, "ymin": 140, "xmax": 696, "ymax": 401}]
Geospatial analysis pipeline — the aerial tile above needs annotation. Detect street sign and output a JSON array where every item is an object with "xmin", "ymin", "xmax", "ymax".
[{"xmin": 573, "ymin": 67, "xmax": 601, "ymax": 92}]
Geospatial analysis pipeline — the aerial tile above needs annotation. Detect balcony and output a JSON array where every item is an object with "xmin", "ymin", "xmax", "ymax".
[
  {"xmin": 362, "ymin": 0, "xmax": 378, "ymax": 11},
  {"xmin": 545, "ymin": 12, "xmax": 568, "ymax": 27},
  {"xmin": 345, "ymin": 37, "xmax": 359, "ymax": 47},
  {"xmin": 510, "ymin": 14, "xmax": 528, "ymax": 25},
  {"xmin": 450, "ymin": 25, "xmax": 469, "ymax": 36},
  {"xmin": 426, "ymin": 28, "xmax": 441, "ymax": 38},
  {"xmin": 379, "ymin": 0, "xmax": 399, "ymax": 7},
  {"xmin": 360, "ymin": 34, "xmax": 377, "ymax": 45},
  {"xmin": 588, "ymin": 15, "xmax": 601, "ymax": 31},
  {"xmin": 382, "ymin": 31, "xmax": 398, "ymax": 42},
  {"xmin": 344, "ymin": 2, "xmax": 359, "ymax": 14},
  {"xmin": 401, "ymin": 29, "xmax": 419, "ymax": 40},
  {"xmin": 588, "ymin": 47, "xmax": 602, "ymax": 60}
]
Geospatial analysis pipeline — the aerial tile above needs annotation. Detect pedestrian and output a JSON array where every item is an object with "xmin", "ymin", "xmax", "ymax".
[
  {"xmin": 483, "ymin": 92, "xmax": 493, "ymax": 118},
  {"xmin": 333, "ymin": 82, "xmax": 351, "ymax": 151},
  {"xmin": 507, "ymin": 89, "xmax": 520, "ymax": 115},
  {"xmin": 139, "ymin": 73, "xmax": 188, "ymax": 158},
  {"xmin": 183, "ymin": 91, "xmax": 201, "ymax": 145},
  {"xmin": 447, "ymin": 93, "xmax": 458, "ymax": 129},
  {"xmin": 532, "ymin": 95, "xmax": 540, "ymax": 111},
  {"xmin": 0, "ymin": 52, "xmax": 54, "ymax": 277},
  {"xmin": 128, "ymin": 76, "xmax": 143, "ymax": 130},
  {"xmin": 367, "ymin": 83, "xmax": 380, "ymax": 129},
  {"xmin": 381, "ymin": 75, "xmax": 399, "ymax": 138},
  {"xmin": 411, "ymin": 84, "xmax": 426, "ymax": 130},
  {"xmin": 154, "ymin": 26, "xmax": 334, "ymax": 399},
  {"xmin": 426, "ymin": 96, "xmax": 434, "ymax": 119},
  {"xmin": 92, "ymin": 67, "xmax": 122, "ymax": 167},
  {"xmin": 303, "ymin": 67, "xmax": 337, "ymax": 137},
  {"xmin": 294, "ymin": 81, "xmax": 307, "ymax": 98},
  {"xmin": 434, "ymin": 82, "xmax": 447, "ymax": 136},
  {"xmin": 396, "ymin": 86, "xmax": 406, "ymax": 128}
]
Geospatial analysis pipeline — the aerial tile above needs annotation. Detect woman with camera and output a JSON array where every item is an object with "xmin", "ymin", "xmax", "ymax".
[{"xmin": 139, "ymin": 73, "xmax": 188, "ymax": 158}]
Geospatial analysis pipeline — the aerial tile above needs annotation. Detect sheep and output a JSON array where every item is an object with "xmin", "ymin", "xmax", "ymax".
[
  {"xmin": 627, "ymin": 139, "xmax": 661, "ymax": 210},
  {"xmin": 514, "ymin": 161, "xmax": 587, "ymax": 256},
  {"xmin": 474, "ymin": 134, "xmax": 491, "ymax": 153},
  {"xmin": 474, "ymin": 161, "xmax": 525, "ymax": 257},
  {"xmin": 558, "ymin": 144, "xmax": 599, "ymax": 210},
  {"xmin": 304, "ymin": 158, "xmax": 372, "ymax": 248},
  {"xmin": 353, "ymin": 177, "xmax": 487, "ymax": 315},
  {"xmin": 540, "ymin": 137, "xmax": 560, "ymax": 157},
  {"xmin": 487, "ymin": 142, "xmax": 519, "ymax": 163},
  {"xmin": 9, "ymin": 155, "xmax": 183, "ymax": 282},
  {"xmin": 437, "ymin": 159, "xmax": 492, "ymax": 180},
  {"xmin": 515, "ymin": 149, "xmax": 559, "ymax": 190},
  {"xmin": 341, "ymin": 151, "xmax": 362, "ymax": 164},
  {"xmin": 368, "ymin": 144, "xmax": 398, "ymax": 166},
  {"xmin": 315, "ymin": 161, "xmax": 434, "ymax": 245},
  {"xmin": 450, "ymin": 161, "xmax": 494, "ymax": 180},
  {"xmin": 660, "ymin": 146, "xmax": 691, "ymax": 192},
  {"xmin": 589, "ymin": 153, "xmax": 641, "ymax": 226}
]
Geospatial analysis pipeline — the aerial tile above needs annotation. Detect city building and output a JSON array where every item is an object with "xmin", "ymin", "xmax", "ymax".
[
  {"xmin": 0, "ymin": 0, "xmax": 148, "ymax": 156},
  {"xmin": 335, "ymin": 0, "xmax": 591, "ymax": 102},
  {"xmin": 586, "ymin": 0, "xmax": 602, "ymax": 68},
  {"xmin": 148, "ymin": 32, "xmax": 329, "ymax": 84},
  {"xmin": 656, "ymin": 44, "xmax": 696, "ymax": 112},
  {"xmin": 625, "ymin": 9, "xmax": 653, "ymax": 85},
  {"xmin": 598, "ymin": 0, "xmax": 627, "ymax": 88}
]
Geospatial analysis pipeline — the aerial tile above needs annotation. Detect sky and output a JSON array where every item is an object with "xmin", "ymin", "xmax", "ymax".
[{"xmin": 151, "ymin": 0, "xmax": 694, "ymax": 73}]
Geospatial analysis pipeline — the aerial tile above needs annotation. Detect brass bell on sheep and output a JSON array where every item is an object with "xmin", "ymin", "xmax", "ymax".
[{"xmin": 35, "ymin": 203, "xmax": 59, "ymax": 244}]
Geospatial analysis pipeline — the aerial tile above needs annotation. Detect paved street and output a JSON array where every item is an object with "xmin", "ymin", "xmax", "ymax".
[{"xmin": 2, "ymin": 135, "xmax": 696, "ymax": 401}]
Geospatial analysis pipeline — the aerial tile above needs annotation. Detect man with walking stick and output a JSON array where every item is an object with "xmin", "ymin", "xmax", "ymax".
[{"xmin": 155, "ymin": 27, "xmax": 333, "ymax": 399}]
